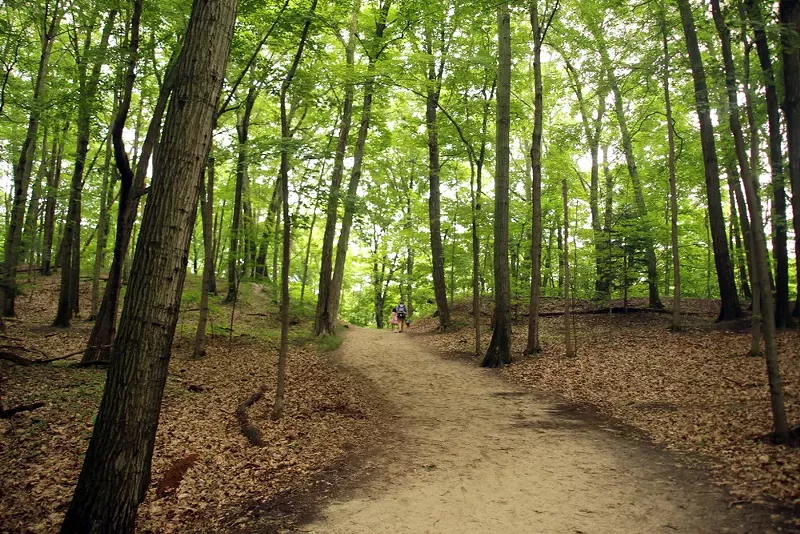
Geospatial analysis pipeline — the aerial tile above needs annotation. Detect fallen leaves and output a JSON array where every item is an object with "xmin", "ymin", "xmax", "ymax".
[{"xmin": 0, "ymin": 277, "xmax": 384, "ymax": 532}]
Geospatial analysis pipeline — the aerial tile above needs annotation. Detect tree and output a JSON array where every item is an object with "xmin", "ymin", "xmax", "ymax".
[
  {"xmin": 746, "ymin": 0, "xmax": 792, "ymax": 327},
  {"xmin": 424, "ymin": 11, "xmax": 452, "ymax": 330},
  {"xmin": 676, "ymin": 0, "xmax": 741, "ymax": 321},
  {"xmin": 2, "ymin": 0, "xmax": 63, "ymax": 317},
  {"xmin": 482, "ymin": 0, "xmax": 511, "ymax": 368},
  {"xmin": 61, "ymin": 0, "xmax": 238, "ymax": 528},
  {"xmin": 315, "ymin": 0, "xmax": 360, "ymax": 335},
  {"xmin": 781, "ymin": 0, "xmax": 800, "ymax": 317},
  {"xmin": 659, "ymin": 1, "xmax": 680, "ymax": 330},
  {"xmin": 53, "ymin": 8, "xmax": 117, "ymax": 327},
  {"xmin": 526, "ymin": 0, "xmax": 558, "ymax": 354}
]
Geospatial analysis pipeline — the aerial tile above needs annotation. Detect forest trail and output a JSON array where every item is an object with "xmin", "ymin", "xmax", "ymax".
[{"xmin": 300, "ymin": 327, "xmax": 776, "ymax": 534}]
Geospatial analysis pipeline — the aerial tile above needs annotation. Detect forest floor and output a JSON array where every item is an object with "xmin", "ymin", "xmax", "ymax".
[
  {"xmin": 3, "ymin": 277, "xmax": 799, "ymax": 532},
  {"xmin": 414, "ymin": 297, "xmax": 800, "ymax": 527},
  {"xmin": 0, "ymin": 276, "xmax": 388, "ymax": 533}
]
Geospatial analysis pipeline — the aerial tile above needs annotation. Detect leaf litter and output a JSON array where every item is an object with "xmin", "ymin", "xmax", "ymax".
[{"xmin": 0, "ymin": 277, "xmax": 385, "ymax": 532}]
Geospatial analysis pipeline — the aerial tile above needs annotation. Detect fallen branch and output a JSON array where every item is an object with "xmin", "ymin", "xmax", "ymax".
[
  {"xmin": 0, "ymin": 401, "xmax": 45, "ymax": 418},
  {"xmin": 236, "ymin": 385, "xmax": 268, "ymax": 446},
  {"xmin": 0, "ymin": 346, "xmax": 109, "ymax": 366}
]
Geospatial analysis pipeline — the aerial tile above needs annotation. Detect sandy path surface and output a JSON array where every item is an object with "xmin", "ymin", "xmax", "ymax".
[{"xmin": 301, "ymin": 327, "xmax": 776, "ymax": 534}]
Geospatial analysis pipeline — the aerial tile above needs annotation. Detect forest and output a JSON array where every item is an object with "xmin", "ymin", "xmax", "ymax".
[{"xmin": 1, "ymin": 0, "xmax": 800, "ymax": 530}]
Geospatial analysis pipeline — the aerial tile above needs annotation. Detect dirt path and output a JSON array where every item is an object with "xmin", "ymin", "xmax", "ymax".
[{"xmin": 300, "ymin": 327, "xmax": 777, "ymax": 534}]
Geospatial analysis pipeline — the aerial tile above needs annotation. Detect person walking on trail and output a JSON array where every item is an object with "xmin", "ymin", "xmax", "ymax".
[
  {"xmin": 390, "ymin": 309, "xmax": 398, "ymax": 331},
  {"xmin": 395, "ymin": 301, "xmax": 407, "ymax": 333}
]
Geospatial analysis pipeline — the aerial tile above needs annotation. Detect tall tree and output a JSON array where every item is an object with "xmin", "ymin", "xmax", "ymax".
[
  {"xmin": 324, "ymin": 0, "xmax": 393, "ymax": 335},
  {"xmin": 272, "ymin": 0, "xmax": 317, "ymax": 419},
  {"xmin": 2, "ymin": 0, "xmax": 63, "ymax": 316},
  {"xmin": 780, "ymin": 0, "xmax": 800, "ymax": 317},
  {"xmin": 315, "ymin": 0, "xmax": 360, "ymax": 335},
  {"xmin": 590, "ymin": 17, "xmax": 663, "ymax": 309},
  {"xmin": 527, "ymin": 0, "xmax": 558, "ymax": 354},
  {"xmin": 676, "ymin": 0, "xmax": 742, "ymax": 321},
  {"xmin": 746, "ymin": 0, "xmax": 792, "ymax": 327},
  {"xmin": 193, "ymin": 157, "xmax": 215, "ymax": 360},
  {"xmin": 424, "ymin": 13, "xmax": 452, "ymax": 330},
  {"xmin": 659, "ymin": 2, "xmax": 680, "ymax": 330},
  {"xmin": 82, "ymin": 45, "xmax": 177, "ymax": 363},
  {"xmin": 53, "ymin": 9, "xmax": 117, "ymax": 327},
  {"xmin": 482, "ymin": 0, "xmax": 512, "ymax": 368},
  {"xmin": 61, "ymin": 0, "xmax": 238, "ymax": 529}
]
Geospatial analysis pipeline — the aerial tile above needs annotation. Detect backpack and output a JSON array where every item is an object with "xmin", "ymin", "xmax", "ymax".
[{"xmin": 396, "ymin": 303, "xmax": 407, "ymax": 316}]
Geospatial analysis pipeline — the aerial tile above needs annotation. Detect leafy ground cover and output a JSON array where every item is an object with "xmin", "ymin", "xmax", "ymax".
[
  {"xmin": 0, "ymin": 277, "xmax": 384, "ymax": 533},
  {"xmin": 415, "ymin": 297, "xmax": 800, "ymax": 516}
]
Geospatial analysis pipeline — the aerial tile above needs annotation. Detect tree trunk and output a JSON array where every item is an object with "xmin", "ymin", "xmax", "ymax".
[
  {"xmin": 482, "ymin": 1, "xmax": 512, "ymax": 368},
  {"xmin": 225, "ymin": 87, "xmax": 257, "ymax": 302},
  {"xmin": 23, "ymin": 131, "xmax": 47, "ymax": 272},
  {"xmin": 526, "ymin": 0, "xmax": 546, "ymax": 354},
  {"xmin": 314, "ymin": 2, "xmax": 359, "ymax": 335},
  {"xmin": 193, "ymin": 158, "xmax": 215, "ymax": 360},
  {"xmin": 82, "ymin": 22, "xmax": 176, "ymax": 363},
  {"xmin": 327, "ymin": 0, "xmax": 393, "ymax": 335},
  {"xmin": 425, "ymin": 26, "xmax": 451, "ymax": 330},
  {"xmin": 658, "ymin": 5, "xmax": 681, "ymax": 330},
  {"xmin": 54, "ymin": 10, "xmax": 117, "ymax": 328},
  {"xmin": 41, "ymin": 129, "xmax": 64, "ymax": 276},
  {"xmin": 677, "ymin": 0, "xmax": 742, "ymax": 321},
  {"xmin": 61, "ymin": 1, "xmax": 237, "ymax": 529},
  {"xmin": 272, "ymin": 0, "xmax": 316, "ymax": 420},
  {"xmin": 91, "ymin": 125, "xmax": 114, "ymax": 320},
  {"xmin": 563, "ymin": 179, "xmax": 576, "ymax": 357},
  {"xmin": 747, "ymin": 0, "xmax": 792, "ymax": 327},
  {"xmin": 779, "ymin": 0, "xmax": 800, "ymax": 317}
]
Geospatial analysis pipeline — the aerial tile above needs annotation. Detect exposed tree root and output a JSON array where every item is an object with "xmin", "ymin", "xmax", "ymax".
[
  {"xmin": 0, "ymin": 402, "xmax": 45, "ymax": 418},
  {"xmin": 237, "ymin": 385, "xmax": 268, "ymax": 446},
  {"xmin": 0, "ymin": 347, "xmax": 98, "ymax": 366}
]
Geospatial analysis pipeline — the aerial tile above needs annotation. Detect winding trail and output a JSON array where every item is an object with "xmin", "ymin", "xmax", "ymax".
[{"xmin": 301, "ymin": 327, "xmax": 775, "ymax": 533}]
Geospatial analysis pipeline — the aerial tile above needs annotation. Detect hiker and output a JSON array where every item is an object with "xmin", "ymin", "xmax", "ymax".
[
  {"xmin": 390, "ymin": 309, "xmax": 398, "ymax": 331},
  {"xmin": 395, "ymin": 301, "xmax": 407, "ymax": 332}
]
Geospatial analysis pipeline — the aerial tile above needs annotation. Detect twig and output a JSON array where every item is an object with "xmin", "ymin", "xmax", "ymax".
[{"xmin": 728, "ymin": 500, "xmax": 750, "ymax": 509}]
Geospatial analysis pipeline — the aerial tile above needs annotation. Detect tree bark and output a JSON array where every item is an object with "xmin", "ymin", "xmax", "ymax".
[
  {"xmin": 61, "ymin": 1, "xmax": 238, "ymax": 529},
  {"xmin": 677, "ymin": 0, "xmax": 742, "ymax": 321},
  {"xmin": 482, "ymin": 1, "xmax": 512, "ymax": 368}
]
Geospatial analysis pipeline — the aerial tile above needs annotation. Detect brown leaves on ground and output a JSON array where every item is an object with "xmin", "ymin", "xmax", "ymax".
[
  {"xmin": 416, "ymin": 297, "xmax": 800, "ymax": 511},
  {"xmin": 0, "ymin": 276, "xmax": 383, "ymax": 532}
]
